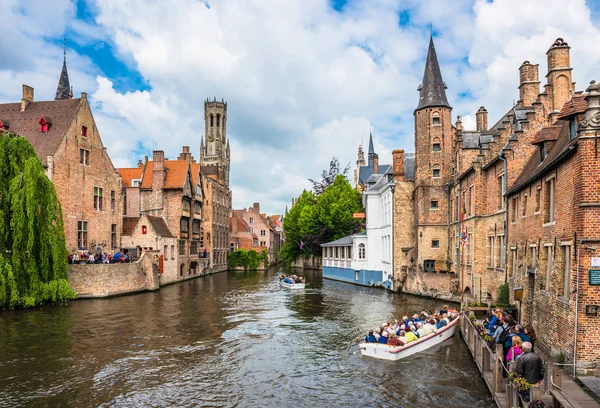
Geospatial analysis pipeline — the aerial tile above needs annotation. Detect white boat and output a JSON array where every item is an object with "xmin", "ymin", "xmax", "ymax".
[
  {"xmin": 279, "ymin": 280, "xmax": 306, "ymax": 289},
  {"xmin": 359, "ymin": 317, "xmax": 459, "ymax": 361}
]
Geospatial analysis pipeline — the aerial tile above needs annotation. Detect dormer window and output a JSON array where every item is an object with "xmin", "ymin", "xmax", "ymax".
[
  {"xmin": 81, "ymin": 126, "xmax": 87, "ymax": 137},
  {"xmin": 39, "ymin": 116, "xmax": 49, "ymax": 133},
  {"xmin": 569, "ymin": 119, "xmax": 577, "ymax": 141},
  {"xmin": 539, "ymin": 143, "xmax": 547, "ymax": 163},
  {"xmin": 0, "ymin": 120, "xmax": 7, "ymax": 131}
]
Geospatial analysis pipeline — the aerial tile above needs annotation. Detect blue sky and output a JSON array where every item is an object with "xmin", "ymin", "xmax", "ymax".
[{"xmin": 1, "ymin": 0, "xmax": 600, "ymax": 215}]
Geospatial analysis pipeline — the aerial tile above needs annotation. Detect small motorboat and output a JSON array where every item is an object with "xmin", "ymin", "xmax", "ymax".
[
  {"xmin": 278, "ymin": 277, "xmax": 305, "ymax": 289},
  {"xmin": 359, "ymin": 317, "xmax": 459, "ymax": 361}
]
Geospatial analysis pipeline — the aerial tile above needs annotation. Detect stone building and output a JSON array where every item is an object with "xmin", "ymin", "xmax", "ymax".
[
  {"xmin": 200, "ymin": 98, "xmax": 232, "ymax": 272},
  {"xmin": 0, "ymin": 54, "xmax": 121, "ymax": 253}
]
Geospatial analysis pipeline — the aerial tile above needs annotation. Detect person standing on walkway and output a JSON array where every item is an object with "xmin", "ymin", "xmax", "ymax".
[{"xmin": 515, "ymin": 342, "xmax": 544, "ymax": 385}]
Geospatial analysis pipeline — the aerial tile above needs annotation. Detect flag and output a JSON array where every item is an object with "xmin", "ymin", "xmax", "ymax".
[
  {"xmin": 460, "ymin": 202, "xmax": 466, "ymax": 225},
  {"xmin": 299, "ymin": 241, "xmax": 305, "ymax": 249},
  {"xmin": 461, "ymin": 227, "xmax": 468, "ymax": 247}
]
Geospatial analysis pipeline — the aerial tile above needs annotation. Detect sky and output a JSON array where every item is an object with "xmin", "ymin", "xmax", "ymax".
[{"xmin": 1, "ymin": 0, "xmax": 600, "ymax": 216}]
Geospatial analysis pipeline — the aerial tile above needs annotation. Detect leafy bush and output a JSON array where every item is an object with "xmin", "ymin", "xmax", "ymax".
[
  {"xmin": 496, "ymin": 283, "xmax": 510, "ymax": 307},
  {"xmin": 227, "ymin": 249, "xmax": 268, "ymax": 270}
]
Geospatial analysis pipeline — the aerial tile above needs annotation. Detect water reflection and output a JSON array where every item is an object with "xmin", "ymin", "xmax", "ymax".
[{"xmin": 0, "ymin": 267, "xmax": 494, "ymax": 407}]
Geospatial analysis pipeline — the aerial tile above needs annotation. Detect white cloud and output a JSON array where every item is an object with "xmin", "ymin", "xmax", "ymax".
[{"xmin": 2, "ymin": 0, "xmax": 600, "ymax": 216}]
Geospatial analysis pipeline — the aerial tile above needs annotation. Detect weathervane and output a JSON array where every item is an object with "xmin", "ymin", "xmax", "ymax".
[{"xmin": 63, "ymin": 38, "xmax": 67, "ymax": 61}]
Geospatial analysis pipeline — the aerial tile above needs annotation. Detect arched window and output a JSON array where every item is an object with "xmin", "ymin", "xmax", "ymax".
[
  {"xmin": 432, "ymin": 165, "xmax": 441, "ymax": 178},
  {"xmin": 216, "ymin": 114, "xmax": 221, "ymax": 127},
  {"xmin": 432, "ymin": 137, "xmax": 441, "ymax": 152},
  {"xmin": 210, "ymin": 114, "xmax": 214, "ymax": 127},
  {"xmin": 432, "ymin": 112, "xmax": 440, "ymax": 125},
  {"xmin": 358, "ymin": 243, "xmax": 366, "ymax": 259}
]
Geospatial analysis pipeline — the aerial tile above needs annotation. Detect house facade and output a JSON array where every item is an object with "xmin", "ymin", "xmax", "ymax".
[{"xmin": 0, "ymin": 56, "xmax": 122, "ymax": 254}]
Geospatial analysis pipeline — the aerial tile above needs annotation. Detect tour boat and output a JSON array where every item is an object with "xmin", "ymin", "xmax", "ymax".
[
  {"xmin": 279, "ymin": 280, "xmax": 305, "ymax": 289},
  {"xmin": 359, "ymin": 317, "xmax": 459, "ymax": 361}
]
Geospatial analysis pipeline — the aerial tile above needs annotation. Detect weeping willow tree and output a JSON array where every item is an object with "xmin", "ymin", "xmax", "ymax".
[{"xmin": 0, "ymin": 133, "xmax": 76, "ymax": 309}]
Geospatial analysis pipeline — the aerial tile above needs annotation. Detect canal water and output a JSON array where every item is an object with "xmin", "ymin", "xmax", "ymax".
[{"xmin": 0, "ymin": 267, "xmax": 494, "ymax": 407}]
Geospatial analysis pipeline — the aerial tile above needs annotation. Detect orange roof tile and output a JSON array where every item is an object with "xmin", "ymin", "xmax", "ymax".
[
  {"xmin": 140, "ymin": 159, "xmax": 191, "ymax": 190},
  {"xmin": 558, "ymin": 95, "xmax": 587, "ymax": 119},
  {"xmin": 190, "ymin": 163, "xmax": 200, "ymax": 187},
  {"xmin": 117, "ymin": 167, "xmax": 143, "ymax": 187}
]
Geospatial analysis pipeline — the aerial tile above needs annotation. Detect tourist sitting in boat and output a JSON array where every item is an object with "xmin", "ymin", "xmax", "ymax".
[
  {"xmin": 397, "ymin": 330, "xmax": 409, "ymax": 344},
  {"xmin": 386, "ymin": 333, "xmax": 404, "ymax": 347},
  {"xmin": 377, "ymin": 331, "xmax": 388, "ymax": 344},
  {"xmin": 405, "ymin": 326, "xmax": 418, "ymax": 343},
  {"xmin": 365, "ymin": 330, "xmax": 377, "ymax": 343},
  {"xmin": 438, "ymin": 305, "xmax": 450, "ymax": 316}
]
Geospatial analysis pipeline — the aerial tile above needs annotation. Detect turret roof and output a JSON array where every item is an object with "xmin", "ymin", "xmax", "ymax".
[{"xmin": 416, "ymin": 36, "xmax": 451, "ymax": 111}]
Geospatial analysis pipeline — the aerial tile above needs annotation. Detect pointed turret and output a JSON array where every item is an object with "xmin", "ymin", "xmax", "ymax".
[
  {"xmin": 416, "ymin": 36, "xmax": 450, "ymax": 111},
  {"xmin": 55, "ymin": 39, "xmax": 72, "ymax": 101},
  {"xmin": 367, "ymin": 132, "xmax": 375, "ymax": 168}
]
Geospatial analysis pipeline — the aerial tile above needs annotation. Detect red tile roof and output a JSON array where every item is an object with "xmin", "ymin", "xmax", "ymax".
[
  {"xmin": 117, "ymin": 167, "xmax": 143, "ymax": 187},
  {"xmin": 190, "ymin": 163, "xmax": 200, "ymax": 187},
  {"xmin": 140, "ymin": 160, "xmax": 190, "ymax": 190},
  {"xmin": 558, "ymin": 95, "xmax": 587, "ymax": 119},
  {"xmin": 0, "ymin": 99, "xmax": 81, "ymax": 165}
]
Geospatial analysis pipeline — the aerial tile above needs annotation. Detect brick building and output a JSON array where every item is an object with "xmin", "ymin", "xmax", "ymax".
[
  {"xmin": 383, "ymin": 36, "xmax": 600, "ymax": 371},
  {"xmin": 200, "ymin": 99, "xmax": 232, "ymax": 272},
  {"xmin": 230, "ymin": 203, "xmax": 281, "ymax": 264},
  {"xmin": 118, "ymin": 149, "xmax": 208, "ymax": 280},
  {"xmin": 0, "ymin": 54, "xmax": 122, "ymax": 254},
  {"xmin": 229, "ymin": 213, "xmax": 259, "ymax": 251}
]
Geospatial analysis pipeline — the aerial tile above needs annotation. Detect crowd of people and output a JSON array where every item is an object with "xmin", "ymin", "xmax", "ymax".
[
  {"xmin": 363, "ymin": 306, "xmax": 458, "ymax": 347},
  {"xmin": 484, "ymin": 308, "xmax": 544, "ymax": 385},
  {"xmin": 279, "ymin": 275, "xmax": 305, "ymax": 284},
  {"xmin": 68, "ymin": 247, "xmax": 131, "ymax": 265}
]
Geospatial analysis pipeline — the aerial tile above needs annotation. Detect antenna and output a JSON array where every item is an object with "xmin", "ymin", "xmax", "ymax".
[{"xmin": 430, "ymin": 21, "xmax": 433, "ymax": 37}]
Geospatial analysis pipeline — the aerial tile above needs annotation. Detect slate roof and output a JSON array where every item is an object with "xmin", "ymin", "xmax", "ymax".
[
  {"xmin": 416, "ymin": 37, "xmax": 451, "ymax": 110},
  {"xmin": 404, "ymin": 153, "xmax": 416, "ymax": 181},
  {"xmin": 531, "ymin": 126, "xmax": 562, "ymax": 145},
  {"xmin": 122, "ymin": 217, "xmax": 140, "ymax": 236},
  {"xmin": 0, "ymin": 98, "xmax": 81, "ymax": 165},
  {"xmin": 147, "ymin": 215, "xmax": 175, "ymax": 238},
  {"xmin": 462, "ymin": 131, "xmax": 482, "ymax": 149},
  {"xmin": 558, "ymin": 95, "xmax": 587, "ymax": 119},
  {"xmin": 507, "ymin": 120, "xmax": 575, "ymax": 195},
  {"xmin": 321, "ymin": 232, "xmax": 366, "ymax": 247},
  {"xmin": 358, "ymin": 164, "xmax": 391, "ymax": 185},
  {"xmin": 140, "ymin": 160, "xmax": 190, "ymax": 190},
  {"xmin": 117, "ymin": 167, "xmax": 143, "ymax": 187},
  {"xmin": 55, "ymin": 57, "xmax": 71, "ymax": 100}
]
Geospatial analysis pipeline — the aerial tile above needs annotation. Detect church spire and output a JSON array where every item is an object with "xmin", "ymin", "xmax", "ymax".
[
  {"xmin": 55, "ymin": 38, "xmax": 72, "ymax": 100},
  {"xmin": 367, "ymin": 131, "xmax": 375, "ymax": 168},
  {"xmin": 416, "ymin": 36, "xmax": 450, "ymax": 111}
]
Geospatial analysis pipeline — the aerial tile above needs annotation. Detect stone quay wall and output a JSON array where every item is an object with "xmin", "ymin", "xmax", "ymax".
[{"xmin": 68, "ymin": 251, "xmax": 159, "ymax": 298}]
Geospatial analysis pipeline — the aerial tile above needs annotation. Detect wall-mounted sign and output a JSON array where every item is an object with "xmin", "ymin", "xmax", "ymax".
[
  {"xmin": 592, "ymin": 257, "xmax": 600, "ymax": 268},
  {"xmin": 352, "ymin": 212, "xmax": 366, "ymax": 219},
  {"xmin": 589, "ymin": 270, "xmax": 600, "ymax": 286}
]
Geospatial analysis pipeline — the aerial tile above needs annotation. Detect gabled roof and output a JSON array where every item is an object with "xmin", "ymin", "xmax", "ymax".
[
  {"xmin": 0, "ymin": 99, "xmax": 81, "ymax": 165},
  {"xmin": 558, "ymin": 95, "xmax": 587, "ymax": 119},
  {"xmin": 531, "ymin": 126, "xmax": 562, "ymax": 145},
  {"xmin": 416, "ymin": 36, "xmax": 450, "ymax": 111},
  {"xmin": 147, "ymin": 215, "xmax": 175, "ymax": 238},
  {"xmin": 140, "ymin": 160, "xmax": 191, "ymax": 190},
  {"xmin": 122, "ymin": 217, "xmax": 140, "ymax": 236},
  {"xmin": 190, "ymin": 163, "xmax": 200, "ymax": 187},
  {"xmin": 358, "ymin": 164, "xmax": 391, "ymax": 185},
  {"xmin": 117, "ymin": 167, "xmax": 143, "ymax": 187},
  {"xmin": 507, "ymin": 120, "xmax": 576, "ymax": 195}
]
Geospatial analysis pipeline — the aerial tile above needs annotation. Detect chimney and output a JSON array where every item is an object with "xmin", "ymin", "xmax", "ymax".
[
  {"xmin": 253, "ymin": 202, "xmax": 260, "ymax": 213},
  {"xmin": 21, "ymin": 85, "xmax": 34, "ymax": 112},
  {"xmin": 518, "ymin": 61, "xmax": 540, "ymax": 107},
  {"xmin": 81, "ymin": 92, "xmax": 87, "ymax": 100},
  {"xmin": 546, "ymin": 38, "xmax": 573, "ymax": 112},
  {"xmin": 373, "ymin": 153, "xmax": 379, "ymax": 175},
  {"xmin": 178, "ymin": 145, "xmax": 195, "ymax": 161},
  {"xmin": 455, "ymin": 115, "xmax": 463, "ymax": 131},
  {"xmin": 476, "ymin": 106, "xmax": 488, "ymax": 131},
  {"xmin": 392, "ymin": 150, "xmax": 405, "ymax": 182},
  {"xmin": 152, "ymin": 150, "xmax": 165, "ymax": 190},
  {"xmin": 137, "ymin": 159, "xmax": 143, "ymax": 168}
]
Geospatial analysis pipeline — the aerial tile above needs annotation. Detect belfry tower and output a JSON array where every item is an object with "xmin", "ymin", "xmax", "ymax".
[
  {"xmin": 55, "ymin": 38, "xmax": 73, "ymax": 100},
  {"xmin": 200, "ymin": 97, "xmax": 230, "ymax": 187}
]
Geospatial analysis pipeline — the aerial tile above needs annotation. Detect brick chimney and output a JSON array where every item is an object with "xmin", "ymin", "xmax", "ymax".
[
  {"xmin": 476, "ymin": 106, "xmax": 488, "ymax": 131},
  {"xmin": 253, "ymin": 202, "xmax": 260, "ymax": 213},
  {"xmin": 546, "ymin": 38, "xmax": 574, "ymax": 113},
  {"xmin": 392, "ymin": 150, "xmax": 405, "ymax": 182},
  {"xmin": 152, "ymin": 150, "xmax": 165, "ymax": 190},
  {"xmin": 137, "ymin": 159, "xmax": 143, "ymax": 168},
  {"xmin": 373, "ymin": 153, "xmax": 379, "ymax": 175},
  {"xmin": 178, "ymin": 145, "xmax": 195, "ymax": 162},
  {"xmin": 518, "ymin": 61, "xmax": 540, "ymax": 107},
  {"xmin": 21, "ymin": 85, "xmax": 34, "ymax": 112}
]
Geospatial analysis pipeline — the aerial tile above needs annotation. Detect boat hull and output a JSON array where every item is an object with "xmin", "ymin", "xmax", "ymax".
[
  {"xmin": 359, "ymin": 318, "xmax": 459, "ymax": 361},
  {"xmin": 279, "ymin": 280, "xmax": 305, "ymax": 289}
]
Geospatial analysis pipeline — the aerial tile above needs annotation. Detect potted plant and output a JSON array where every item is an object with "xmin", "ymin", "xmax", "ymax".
[{"xmin": 528, "ymin": 400, "xmax": 545, "ymax": 408}]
